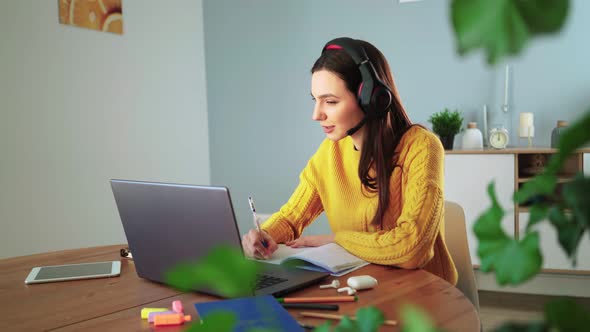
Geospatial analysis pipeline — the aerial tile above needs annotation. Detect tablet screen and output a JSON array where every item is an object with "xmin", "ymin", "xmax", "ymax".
[{"xmin": 35, "ymin": 262, "xmax": 113, "ymax": 279}]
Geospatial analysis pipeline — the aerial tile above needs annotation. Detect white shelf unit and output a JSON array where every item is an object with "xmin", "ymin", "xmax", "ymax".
[{"xmin": 444, "ymin": 148, "xmax": 590, "ymax": 276}]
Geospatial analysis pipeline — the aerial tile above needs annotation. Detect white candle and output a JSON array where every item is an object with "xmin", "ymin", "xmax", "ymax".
[
  {"xmin": 504, "ymin": 65, "xmax": 510, "ymax": 106},
  {"xmin": 519, "ymin": 112, "xmax": 534, "ymax": 137}
]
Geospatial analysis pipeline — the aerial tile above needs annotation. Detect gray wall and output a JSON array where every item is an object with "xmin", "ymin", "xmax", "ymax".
[
  {"xmin": 495, "ymin": 0, "xmax": 590, "ymax": 145},
  {"xmin": 0, "ymin": 0, "xmax": 210, "ymax": 258},
  {"xmin": 204, "ymin": 0, "xmax": 590, "ymax": 235}
]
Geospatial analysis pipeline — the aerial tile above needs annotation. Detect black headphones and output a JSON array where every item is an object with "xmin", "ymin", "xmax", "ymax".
[{"xmin": 322, "ymin": 37, "xmax": 393, "ymax": 120}]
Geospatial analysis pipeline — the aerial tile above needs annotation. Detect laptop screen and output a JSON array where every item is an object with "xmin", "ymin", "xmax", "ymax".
[{"xmin": 111, "ymin": 180, "xmax": 246, "ymax": 282}]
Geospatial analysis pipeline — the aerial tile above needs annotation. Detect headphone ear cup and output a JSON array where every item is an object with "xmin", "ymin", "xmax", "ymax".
[
  {"xmin": 371, "ymin": 85, "xmax": 392, "ymax": 117},
  {"xmin": 356, "ymin": 82, "xmax": 371, "ymax": 114}
]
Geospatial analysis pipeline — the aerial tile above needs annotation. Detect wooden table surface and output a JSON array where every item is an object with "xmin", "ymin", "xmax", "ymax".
[{"xmin": 0, "ymin": 245, "xmax": 480, "ymax": 331}]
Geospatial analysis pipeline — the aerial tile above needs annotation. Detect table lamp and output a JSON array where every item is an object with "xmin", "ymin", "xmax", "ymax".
[{"xmin": 519, "ymin": 112, "xmax": 534, "ymax": 147}]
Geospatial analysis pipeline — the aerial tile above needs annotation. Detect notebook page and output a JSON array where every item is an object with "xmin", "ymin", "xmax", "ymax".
[
  {"xmin": 288, "ymin": 243, "xmax": 367, "ymax": 273},
  {"xmin": 254, "ymin": 244, "xmax": 308, "ymax": 265}
]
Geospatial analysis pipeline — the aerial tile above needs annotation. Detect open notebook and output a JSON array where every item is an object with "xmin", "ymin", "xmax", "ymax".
[{"xmin": 259, "ymin": 243, "xmax": 369, "ymax": 277}]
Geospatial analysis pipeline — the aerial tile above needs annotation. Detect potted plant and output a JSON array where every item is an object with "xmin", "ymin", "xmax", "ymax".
[{"xmin": 428, "ymin": 108, "xmax": 464, "ymax": 150}]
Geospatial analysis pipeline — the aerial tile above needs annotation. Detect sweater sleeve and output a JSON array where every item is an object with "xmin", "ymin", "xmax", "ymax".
[
  {"xmin": 261, "ymin": 159, "xmax": 324, "ymax": 244},
  {"xmin": 334, "ymin": 133, "xmax": 445, "ymax": 269}
]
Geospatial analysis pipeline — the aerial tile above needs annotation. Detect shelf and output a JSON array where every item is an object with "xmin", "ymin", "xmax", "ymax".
[
  {"xmin": 517, "ymin": 152, "xmax": 582, "ymax": 181},
  {"xmin": 518, "ymin": 177, "xmax": 574, "ymax": 183},
  {"xmin": 517, "ymin": 206, "xmax": 572, "ymax": 214},
  {"xmin": 473, "ymin": 265, "xmax": 590, "ymax": 275}
]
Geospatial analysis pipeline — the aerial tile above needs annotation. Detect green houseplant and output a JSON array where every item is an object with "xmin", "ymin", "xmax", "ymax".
[{"xmin": 428, "ymin": 108, "xmax": 464, "ymax": 150}]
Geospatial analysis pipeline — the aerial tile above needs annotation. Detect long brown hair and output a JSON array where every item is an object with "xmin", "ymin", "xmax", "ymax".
[{"xmin": 311, "ymin": 39, "xmax": 412, "ymax": 227}]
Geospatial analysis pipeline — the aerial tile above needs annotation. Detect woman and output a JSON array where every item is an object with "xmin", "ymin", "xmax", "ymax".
[{"xmin": 242, "ymin": 37, "xmax": 457, "ymax": 285}]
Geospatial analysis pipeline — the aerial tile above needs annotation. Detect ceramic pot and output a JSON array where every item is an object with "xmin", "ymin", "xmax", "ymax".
[
  {"xmin": 440, "ymin": 135, "xmax": 454, "ymax": 150},
  {"xmin": 462, "ymin": 122, "xmax": 483, "ymax": 149}
]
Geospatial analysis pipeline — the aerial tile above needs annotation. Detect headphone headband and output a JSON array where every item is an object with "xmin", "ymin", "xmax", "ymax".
[{"xmin": 323, "ymin": 37, "xmax": 369, "ymax": 66}]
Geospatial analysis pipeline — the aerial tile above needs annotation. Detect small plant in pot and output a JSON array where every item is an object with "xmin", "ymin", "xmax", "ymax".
[{"xmin": 428, "ymin": 108, "xmax": 464, "ymax": 150}]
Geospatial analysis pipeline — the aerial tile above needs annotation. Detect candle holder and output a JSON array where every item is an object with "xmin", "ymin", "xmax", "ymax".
[{"xmin": 519, "ymin": 112, "xmax": 535, "ymax": 147}]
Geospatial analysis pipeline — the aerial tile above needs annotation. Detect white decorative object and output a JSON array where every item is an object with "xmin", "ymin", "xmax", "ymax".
[
  {"xmin": 482, "ymin": 105, "xmax": 489, "ymax": 147},
  {"xmin": 489, "ymin": 125, "xmax": 509, "ymax": 149},
  {"xmin": 462, "ymin": 122, "xmax": 483, "ymax": 149},
  {"xmin": 519, "ymin": 112, "xmax": 535, "ymax": 147},
  {"xmin": 502, "ymin": 65, "xmax": 511, "ymax": 113}
]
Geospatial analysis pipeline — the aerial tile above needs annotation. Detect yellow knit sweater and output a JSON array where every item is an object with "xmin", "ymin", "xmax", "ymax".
[{"xmin": 261, "ymin": 126, "xmax": 458, "ymax": 285}]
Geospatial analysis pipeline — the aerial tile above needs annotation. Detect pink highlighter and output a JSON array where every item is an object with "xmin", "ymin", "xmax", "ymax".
[{"xmin": 172, "ymin": 300, "xmax": 184, "ymax": 313}]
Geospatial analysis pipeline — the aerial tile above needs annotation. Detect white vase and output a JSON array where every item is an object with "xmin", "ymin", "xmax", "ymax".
[{"xmin": 462, "ymin": 122, "xmax": 483, "ymax": 149}]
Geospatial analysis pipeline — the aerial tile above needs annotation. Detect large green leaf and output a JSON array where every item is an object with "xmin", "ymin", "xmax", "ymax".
[
  {"xmin": 514, "ymin": 0, "xmax": 569, "ymax": 33},
  {"xmin": 493, "ymin": 232, "xmax": 543, "ymax": 285},
  {"xmin": 473, "ymin": 182, "xmax": 509, "ymax": 272},
  {"xmin": 545, "ymin": 298, "xmax": 590, "ymax": 331},
  {"xmin": 165, "ymin": 246, "xmax": 259, "ymax": 298},
  {"xmin": 400, "ymin": 305, "xmax": 443, "ymax": 332},
  {"xmin": 333, "ymin": 316, "xmax": 357, "ymax": 332},
  {"xmin": 547, "ymin": 207, "xmax": 584, "ymax": 262},
  {"xmin": 562, "ymin": 173, "xmax": 590, "ymax": 229},
  {"xmin": 451, "ymin": 0, "xmax": 569, "ymax": 64},
  {"xmin": 474, "ymin": 183, "xmax": 542, "ymax": 285},
  {"xmin": 319, "ymin": 306, "xmax": 386, "ymax": 332},
  {"xmin": 451, "ymin": 0, "xmax": 527, "ymax": 64},
  {"xmin": 354, "ymin": 306, "xmax": 385, "ymax": 332},
  {"xmin": 525, "ymin": 204, "xmax": 549, "ymax": 232},
  {"xmin": 185, "ymin": 311, "xmax": 238, "ymax": 332},
  {"xmin": 513, "ymin": 174, "xmax": 557, "ymax": 205},
  {"xmin": 314, "ymin": 322, "xmax": 333, "ymax": 332}
]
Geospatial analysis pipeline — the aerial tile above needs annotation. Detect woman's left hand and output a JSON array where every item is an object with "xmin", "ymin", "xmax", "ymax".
[{"xmin": 286, "ymin": 234, "xmax": 335, "ymax": 248}]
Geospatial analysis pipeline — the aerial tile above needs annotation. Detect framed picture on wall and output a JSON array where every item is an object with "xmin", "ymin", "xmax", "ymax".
[{"xmin": 58, "ymin": 0, "xmax": 124, "ymax": 35}]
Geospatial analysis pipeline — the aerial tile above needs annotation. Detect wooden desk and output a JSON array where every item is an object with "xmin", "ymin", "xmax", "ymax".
[{"xmin": 0, "ymin": 245, "xmax": 479, "ymax": 331}]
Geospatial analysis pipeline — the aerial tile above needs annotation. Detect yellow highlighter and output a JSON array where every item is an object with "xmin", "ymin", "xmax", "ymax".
[{"xmin": 140, "ymin": 308, "xmax": 168, "ymax": 319}]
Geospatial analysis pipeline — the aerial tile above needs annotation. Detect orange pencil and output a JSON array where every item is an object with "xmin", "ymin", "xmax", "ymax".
[
  {"xmin": 300, "ymin": 312, "xmax": 398, "ymax": 326},
  {"xmin": 276, "ymin": 296, "xmax": 358, "ymax": 303}
]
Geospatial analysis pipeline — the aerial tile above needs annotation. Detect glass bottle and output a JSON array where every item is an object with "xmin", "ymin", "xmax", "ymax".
[
  {"xmin": 551, "ymin": 120, "xmax": 568, "ymax": 148},
  {"xmin": 462, "ymin": 122, "xmax": 483, "ymax": 149}
]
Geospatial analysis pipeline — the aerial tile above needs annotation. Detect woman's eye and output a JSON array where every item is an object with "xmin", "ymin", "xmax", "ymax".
[{"xmin": 326, "ymin": 100, "xmax": 338, "ymax": 104}]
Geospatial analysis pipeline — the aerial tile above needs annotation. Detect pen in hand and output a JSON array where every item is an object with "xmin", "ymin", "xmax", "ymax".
[{"xmin": 248, "ymin": 196, "xmax": 268, "ymax": 248}]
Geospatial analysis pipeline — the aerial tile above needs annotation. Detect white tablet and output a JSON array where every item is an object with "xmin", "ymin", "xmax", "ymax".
[{"xmin": 24, "ymin": 261, "xmax": 121, "ymax": 284}]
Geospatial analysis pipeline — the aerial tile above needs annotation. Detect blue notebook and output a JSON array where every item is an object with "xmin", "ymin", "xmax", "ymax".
[{"xmin": 194, "ymin": 295, "xmax": 303, "ymax": 332}]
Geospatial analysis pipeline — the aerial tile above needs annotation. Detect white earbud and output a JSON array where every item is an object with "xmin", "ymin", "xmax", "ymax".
[
  {"xmin": 337, "ymin": 286, "xmax": 357, "ymax": 295},
  {"xmin": 319, "ymin": 280, "xmax": 340, "ymax": 289}
]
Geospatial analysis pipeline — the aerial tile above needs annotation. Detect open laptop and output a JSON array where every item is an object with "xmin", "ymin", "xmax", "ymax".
[{"xmin": 110, "ymin": 179, "xmax": 328, "ymax": 298}]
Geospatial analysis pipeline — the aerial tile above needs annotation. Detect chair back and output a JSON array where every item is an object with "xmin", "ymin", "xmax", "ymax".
[{"xmin": 444, "ymin": 201, "xmax": 480, "ymax": 311}]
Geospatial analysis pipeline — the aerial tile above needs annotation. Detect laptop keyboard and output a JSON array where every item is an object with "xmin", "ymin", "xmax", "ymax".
[{"xmin": 255, "ymin": 274, "xmax": 288, "ymax": 290}]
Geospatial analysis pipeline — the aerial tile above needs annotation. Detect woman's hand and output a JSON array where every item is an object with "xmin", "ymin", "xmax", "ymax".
[
  {"xmin": 286, "ymin": 234, "xmax": 335, "ymax": 248},
  {"xmin": 242, "ymin": 229, "xmax": 278, "ymax": 259}
]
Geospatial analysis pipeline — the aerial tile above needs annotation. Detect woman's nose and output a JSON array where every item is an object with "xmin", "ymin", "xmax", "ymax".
[{"xmin": 312, "ymin": 104, "xmax": 325, "ymax": 121}]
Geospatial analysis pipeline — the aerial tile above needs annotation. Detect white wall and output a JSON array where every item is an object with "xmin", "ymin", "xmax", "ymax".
[{"xmin": 0, "ymin": 0, "xmax": 210, "ymax": 258}]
